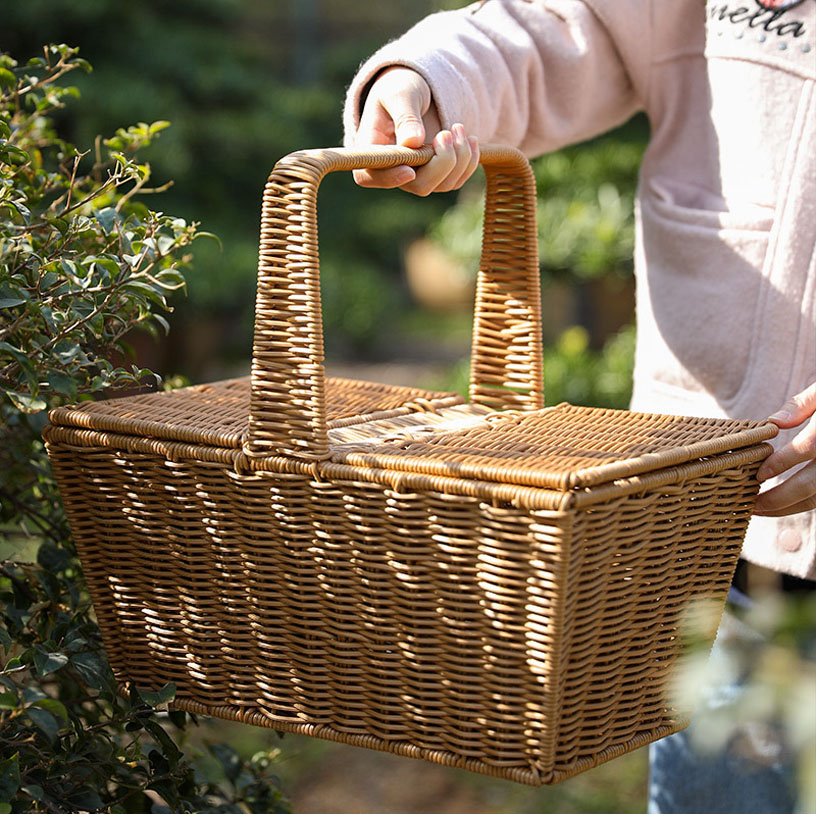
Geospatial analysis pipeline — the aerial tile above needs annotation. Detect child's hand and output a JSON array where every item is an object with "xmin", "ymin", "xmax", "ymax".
[
  {"xmin": 352, "ymin": 66, "xmax": 479, "ymax": 196},
  {"xmin": 754, "ymin": 382, "xmax": 816, "ymax": 517}
]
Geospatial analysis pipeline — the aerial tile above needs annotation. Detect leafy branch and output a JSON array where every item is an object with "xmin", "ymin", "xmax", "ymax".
[{"xmin": 0, "ymin": 44, "xmax": 289, "ymax": 814}]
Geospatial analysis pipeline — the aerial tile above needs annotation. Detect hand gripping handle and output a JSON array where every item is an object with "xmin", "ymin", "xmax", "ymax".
[{"xmin": 244, "ymin": 144, "xmax": 543, "ymax": 461}]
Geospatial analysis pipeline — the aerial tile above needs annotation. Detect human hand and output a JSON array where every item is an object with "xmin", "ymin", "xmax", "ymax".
[
  {"xmin": 754, "ymin": 382, "xmax": 816, "ymax": 517},
  {"xmin": 352, "ymin": 66, "xmax": 480, "ymax": 196}
]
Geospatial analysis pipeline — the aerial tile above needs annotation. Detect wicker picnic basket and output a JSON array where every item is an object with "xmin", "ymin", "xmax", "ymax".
[{"xmin": 44, "ymin": 145, "xmax": 777, "ymax": 786}]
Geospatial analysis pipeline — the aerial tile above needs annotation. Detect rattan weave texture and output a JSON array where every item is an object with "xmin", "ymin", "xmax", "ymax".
[
  {"xmin": 45, "ymin": 145, "xmax": 776, "ymax": 786},
  {"xmin": 49, "ymin": 376, "xmax": 465, "ymax": 448}
]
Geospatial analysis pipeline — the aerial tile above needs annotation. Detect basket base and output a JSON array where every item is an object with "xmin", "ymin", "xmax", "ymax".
[{"xmin": 139, "ymin": 688, "xmax": 687, "ymax": 786}]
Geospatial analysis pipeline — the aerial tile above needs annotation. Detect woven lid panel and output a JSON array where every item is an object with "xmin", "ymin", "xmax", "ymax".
[
  {"xmin": 48, "ymin": 376, "xmax": 465, "ymax": 449},
  {"xmin": 334, "ymin": 402, "xmax": 777, "ymax": 490}
]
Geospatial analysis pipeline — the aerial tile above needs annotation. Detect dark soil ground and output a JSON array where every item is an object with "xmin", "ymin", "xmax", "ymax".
[{"xmin": 283, "ymin": 736, "xmax": 650, "ymax": 814}]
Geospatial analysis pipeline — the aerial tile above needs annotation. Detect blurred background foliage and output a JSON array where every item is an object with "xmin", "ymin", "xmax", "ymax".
[
  {"xmin": 1, "ymin": 0, "xmax": 647, "ymax": 809},
  {"xmin": 3, "ymin": 0, "xmax": 647, "ymax": 404},
  {"xmin": 5, "ymin": 4, "xmax": 814, "ymax": 814}
]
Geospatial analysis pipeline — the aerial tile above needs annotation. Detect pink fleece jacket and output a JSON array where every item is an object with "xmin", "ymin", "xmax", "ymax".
[{"xmin": 344, "ymin": 0, "xmax": 816, "ymax": 578}]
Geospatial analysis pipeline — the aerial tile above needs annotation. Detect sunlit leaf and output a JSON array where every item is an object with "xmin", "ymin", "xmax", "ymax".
[{"xmin": 5, "ymin": 390, "xmax": 46, "ymax": 413}]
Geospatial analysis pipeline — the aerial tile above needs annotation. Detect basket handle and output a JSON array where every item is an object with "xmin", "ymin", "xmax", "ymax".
[{"xmin": 244, "ymin": 144, "xmax": 543, "ymax": 461}]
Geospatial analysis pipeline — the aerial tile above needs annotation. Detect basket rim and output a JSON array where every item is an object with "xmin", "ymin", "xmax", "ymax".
[
  {"xmin": 45, "ymin": 375, "xmax": 466, "ymax": 450},
  {"xmin": 42, "ymin": 421, "xmax": 773, "ymax": 510},
  {"xmin": 330, "ymin": 402, "xmax": 778, "ymax": 491},
  {"xmin": 46, "ymin": 376, "xmax": 777, "ymax": 495}
]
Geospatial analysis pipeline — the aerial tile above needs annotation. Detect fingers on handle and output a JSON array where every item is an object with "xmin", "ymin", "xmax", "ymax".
[
  {"xmin": 396, "ymin": 125, "xmax": 480, "ymax": 197},
  {"xmin": 353, "ymin": 166, "xmax": 417, "ymax": 189},
  {"xmin": 769, "ymin": 381, "xmax": 816, "ymax": 427},
  {"xmin": 352, "ymin": 128, "xmax": 479, "ymax": 194},
  {"xmin": 433, "ymin": 126, "xmax": 480, "ymax": 193}
]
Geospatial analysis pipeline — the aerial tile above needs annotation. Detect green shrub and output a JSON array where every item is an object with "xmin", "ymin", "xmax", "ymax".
[{"xmin": 0, "ymin": 45, "xmax": 289, "ymax": 814}]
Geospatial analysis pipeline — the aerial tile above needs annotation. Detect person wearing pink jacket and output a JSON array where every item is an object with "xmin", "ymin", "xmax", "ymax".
[{"xmin": 343, "ymin": 1, "xmax": 816, "ymax": 811}]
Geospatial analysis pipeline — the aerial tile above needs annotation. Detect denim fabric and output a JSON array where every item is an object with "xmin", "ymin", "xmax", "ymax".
[
  {"xmin": 647, "ymin": 603, "xmax": 799, "ymax": 814},
  {"xmin": 648, "ymin": 724, "xmax": 797, "ymax": 814}
]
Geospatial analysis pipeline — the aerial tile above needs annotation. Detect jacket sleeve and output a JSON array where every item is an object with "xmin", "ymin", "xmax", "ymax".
[{"xmin": 343, "ymin": 0, "xmax": 645, "ymax": 156}]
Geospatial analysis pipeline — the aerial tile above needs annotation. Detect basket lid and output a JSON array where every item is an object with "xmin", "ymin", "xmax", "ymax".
[
  {"xmin": 331, "ymin": 402, "xmax": 777, "ymax": 491},
  {"xmin": 48, "ymin": 378, "xmax": 776, "ymax": 492},
  {"xmin": 46, "ymin": 376, "xmax": 465, "ymax": 449}
]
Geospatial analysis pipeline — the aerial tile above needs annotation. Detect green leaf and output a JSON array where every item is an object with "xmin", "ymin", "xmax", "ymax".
[
  {"xmin": 95, "ymin": 207, "xmax": 118, "ymax": 235},
  {"xmin": 5, "ymin": 390, "xmax": 47, "ymax": 413},
  {"xmin": 35, "ymin": 567, "xmax": 61, "ymax": 603},
  {"xmin": 59, "ymin": 258, "xmax": 79, "ymax": 278},
  {"xmin": 196, "ymin": 230, "xmax": 222, "ymax": 249},
  {"xmin": 123, "ymin": 280, "xmax": 168, "ymax": 307},
  {"xmin": 137, "ymin": 682, "xmax": 176, "ymax": 710},
  {"xmin": 2, "ymin": 657, "xmax": 22, "ymax": 673},
  {"xmin": 22, "ymin": 687, "xmax": 47, "ymax": 704},
  {"xmin": 61, "ymin": 629, "xmax": 89, "ymax": 655},
  {"xmin": 0, "ymin": 691, "xmax": 17, "ymax": 709},
  {"xmin": 151, "ymin": 313, "xmax": 170, "ymax": 335},
  {"xmin": 131, "ymin": 681, "xmax": 176, "ymax": 709},
  {"xmin": 33, "ymin": 647, "xmax": 69, "ymax": 677},
  {"xmin": 148, "ymin": 120, "xmax": 171, "ymax": 136},
  {"xmin": 147, "ymin": 777, "xmax": 178, "ymax": 809},
  {"xmin": 0, "ymin": 341, "xmax": 31, "ymax": 368},
  {"xmin": 156, "ymin": 268, "xmax": 186, "ymax": 287},
  {"xmin": 53, "ymin": 339, "xmax": 83, "ymax": 364},
  {"xmin": 40, "ymin": 265, "xmax": 59, "ymax": 287},
  {"xmin": 21, "ymin": 785, "xmax": 43, "ymax": 802},
  {"xmin": 0, "ymin": 68, "xmax": 15, "ymax": 89},
  {"xmin": 0, "ymin": 341, "xmax": 39, "ymax": 392},
  {"xmin": 0, "ymin": 297, "xmax": 27, "ymax": 308},
  {"xmin": 27, "ymin": 707, "xmax": 59, "ymax": 743},
  {"xmin": 46, "ymin": 370, "xmax": 78, "ymax": 400},
  {"xmin": 70, "ymin": 650, "xmax": 114, "ymax": 692},
  {"xmin": 143, "ymin": 719, "xmax": 182, "ymax": 768},
  {"xmin": 37, "ymin": 542, "xmax": 72, "ymax": 574},
  {"xmin": 210, "ymin": 743, "xmax": 242, "ymax": 783},
  {"xmin": 156, "ymin": 681, "xmax": 177, "ymax": 704},
  {"xmin": 68, "ymin": 789, "xmax": 104, "ymax": 811},
  {"xmin": 1, "ymin": 145, "xmax": 30, "ymax": 167},
  {"xmin": 0, "ymin": 627, "xmax": 11, "ymax": 654},
  {"xmin": 32, "ymin": 698, "xmax": 69, "ymax": 722}
]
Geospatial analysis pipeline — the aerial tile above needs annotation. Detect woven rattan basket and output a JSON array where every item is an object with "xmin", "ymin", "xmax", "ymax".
[{"xmin": 44, "ymin": 145, "xmax": 777, "ymax": 786}]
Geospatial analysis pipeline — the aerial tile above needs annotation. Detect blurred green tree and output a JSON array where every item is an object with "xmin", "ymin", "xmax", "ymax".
[
  {"xmin": 2, "ymin": 0, "xmax": 452, "ymax": 379},
  {"xmin": 3, "ymin": 0, "xmax": 647, "ymax": 409}
]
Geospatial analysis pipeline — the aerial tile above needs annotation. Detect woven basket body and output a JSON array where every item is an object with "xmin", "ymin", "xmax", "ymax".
[{"xmin": 45, "ymin": 146, "xmax": 775, "ymax": 785}]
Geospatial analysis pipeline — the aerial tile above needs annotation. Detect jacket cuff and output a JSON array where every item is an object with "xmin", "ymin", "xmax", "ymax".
[{"xmin": 342, "ymin": 30, "xmax": 471, "ymax": 147}]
